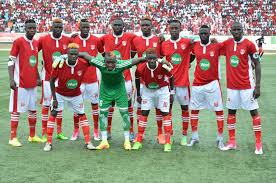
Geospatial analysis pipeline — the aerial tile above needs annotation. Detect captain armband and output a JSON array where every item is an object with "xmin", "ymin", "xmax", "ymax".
[{"xmin": 252, "ymin": 52, "xmax": 260, "ymax": 60}]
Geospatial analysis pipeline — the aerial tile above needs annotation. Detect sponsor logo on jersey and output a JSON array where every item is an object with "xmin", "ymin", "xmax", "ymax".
[
  {"xmin": 29, "ymin": 55, "xmax": 37, "ymax": 67},
  {"xmin": 77, "ymin": 70, "xmax": 82, "ymax": 76},
  {"xmin": 122, "ymin": 41, "xmax": 127, "ymax": 46},
  {"xmin": 199, "ymin": 59, "xmax": 211, "ymax": 71},
  {"xmin": 230, "ymin": 55, "xmax": 239, "ymax": 67},
  {"xmin": 148, "ymin": 82, "xmax": 160, "ymax": 89},
  {"xmin": 210, "ymin": 51, "xmax": 215, "ymax": 57},
  {"xmin": 91, "ymin": 45, "xmax": 95, "ymax": 50},
  {"xmin": 52, "ymin": 52, "xmax": 62, "ymax": 62},
  {"xmin": 240, "ymin": 49, "xmax": 245, "ymax": 55},
  {"xmin": 171, "ymin": 53, "xmax": 182, "ymax": 65},
  {"xmin": 153, "ymin": 42, "xmax": 157, "ymax": 47},
  {"xmin": 113, "ymin": 50, "xmax": 122, "ymax": 59},
  {"xmin": 181, "ymin": 44, "xmax": 186, "ymax": 50},
  {"xmin": 66, "ymin": 79, "xmax": 78, "ymax": 89}
]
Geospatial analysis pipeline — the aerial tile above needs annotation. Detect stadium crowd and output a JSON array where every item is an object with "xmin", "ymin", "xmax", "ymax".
[{"xmin": 0, "ymin": 0, "xmax": 275, "ymax": 35}]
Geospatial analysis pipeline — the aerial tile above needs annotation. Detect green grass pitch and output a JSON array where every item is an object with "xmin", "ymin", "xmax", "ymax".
[{"xmin": 0, "ymin": 50, "xmax": 275, "ymax": 183}]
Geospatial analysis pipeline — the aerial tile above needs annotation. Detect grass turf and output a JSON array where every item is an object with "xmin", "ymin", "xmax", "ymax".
[{"xmin": 0, "ymin": 50, "xmax": 275, "ymax": 183}]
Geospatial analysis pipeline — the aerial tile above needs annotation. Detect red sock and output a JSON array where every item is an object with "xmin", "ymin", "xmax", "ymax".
[
  {"xmin": 129, "ymin": 106, "xmax": 134, "ymax": 133},
  {"xmin": 163, "ymin": 115, "xmax": 172, "ymax": 144},
  {"xmin": 137, "ymin": 115, "xmax": 148, "ymax": 143},
  {"xmin": 227, "ymin": 114, "xmax": 236, "ymax": 141},
  {"xmin": 28, "ymin": 111, "xmax": 37, "ymax": 137},
  {"xmin": 191, "ymin": 110, "xmax": 199, "ymax": 132},
  {"xmin": 169, "ymin": 110, "xmax": 173, "ymax": 135},
  {"xmin": 73, "ymin": 113, "xmax": 80, "ymax": 130},
  {"xmin": 107, "ymin": 107, "xmax": 114, "ymax": 133},
  {"xmin": 136, "ymin": 107, "xmax": 141, "ymax": 126},
  {"xmin": 41, "ymin": 106, "xmax": 49, "ymax": 136},
  {"xmin": 182, "ymin": 109, "xmax": 189, "ymax": 135},
  {"xmin": 252, "ymin": 115, "xmax": 262, "ymax": 144},
  {"xmin": 216, "ymin": 111, "xmax": 224, "ymax": 135},
  {"xmin": 47, "ymin": 115, "xmax": 56, "ymax": 144},
  {"xmin": 92, "ymin": 104, "xmax": 99, "ymax": 132},
  {"xmin": 10, "ymin": 112, "xmax": 19, "ymax": 140},
  {"xmin": 79, "ymin": 114, "xmax": 91, "ymax": 143},
  {"xmin": 56, "ymin": 111, "xmax": 63, "ymax": 134},
  {"xmin": 155, "ymin": 108, "xmax": 163, "ymax": 135}
]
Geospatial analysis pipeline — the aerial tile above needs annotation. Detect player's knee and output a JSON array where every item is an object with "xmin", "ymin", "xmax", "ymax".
[
  {"xmin": 141, "ymin": 110, "xmax": 150, "ymax": 116},
  {"xmin": 228, "ymin": 109, "xmax": 237, "ymax": 115},
  {"xmin": 181, "ymin": 105, "xmax": 189, "ymax": 111},
  {"xmin": 250, "ymin": 109, "xmax": 259, "ymax": 117},
  {"xmin": 161, "ymin": 111, "xmax": 169, "ymax": 116},
  {"xmin": 50, "ymin": 110, "xmax": 58, "ymax": 117}
]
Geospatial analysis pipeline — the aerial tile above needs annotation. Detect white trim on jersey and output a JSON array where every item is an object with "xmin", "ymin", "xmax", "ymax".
[
  {"xmin": 113, "ymin": 33, "xmax": 123, "ymax": 45},
  {"xmin": 142, "ymin": 35, "xmax": 154, "ymax": 46},
  {"xmin": 248, "ymin": 55, "xmax": 255, "ymax": 88},
  {"xmin": 199, "ymin": 40, "xmax": 211, "ymax": 54},
  {"xmin": 14, "ymin": 56, "xmax": 20, "ymax": 87},
  {"xmin": 79, "ymin": 34, "xmax": 91, "ymax": 47},
  {"xmin": 23, "ymin": 36, "xmax": 34, "ymax": 50},
  {"xmin": 50, "ymin": 33, "xmax": 62, "ymax": 48},
  {"xmin": 169, "ymin": 37, "xmax": 181, "ymax": 49}
]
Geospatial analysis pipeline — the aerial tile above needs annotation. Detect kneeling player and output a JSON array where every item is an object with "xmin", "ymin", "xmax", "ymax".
[
  {"xmin": 132, "ymin": 49, "xmax": 174, "ymax": 152},
  {"xmin": 44, "ymin": 43, "xmax": 95, "ymax": 151}
]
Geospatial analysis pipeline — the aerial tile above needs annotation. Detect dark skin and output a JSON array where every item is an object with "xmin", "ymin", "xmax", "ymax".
[
  {"xmin": 52, "ymin": 22, "xmax": 63, "ymax": 38},
  {"xmin": 80, "ymin": 22, "xmax": 90, "ymax": 39},
  {"xmin": 229, "ymin": 22, "xmax": 261, "ymax": 117},
  {"xmin": 50, "ymin": 48, "xmax": 79, "ymax": 116},
  {"xmin": 9, "ymin": 22, "xmax": 41, "ymax": 91}
]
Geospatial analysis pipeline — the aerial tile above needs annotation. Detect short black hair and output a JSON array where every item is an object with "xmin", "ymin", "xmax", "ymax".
[
  {"xmin": 200, "ymin": 25, "xmax": 210, "ymax": 29},
  {"xmin": 80, "ymin": 19, "xmax": 89, "ymax": 23},
  {"xmin": 111, "ymin": 16, "xmax": 124, "ymax": 24},
  {"xmin": 168, "ymin": 19, "xmax": 181, "ymax": 26},
  {"xmin": 25, "ymin": 19, "xmax": 36, "ymax": 24}
]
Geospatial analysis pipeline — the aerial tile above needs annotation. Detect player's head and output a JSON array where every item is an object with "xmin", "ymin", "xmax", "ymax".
[
  {"xmin": 199, "ymin": 25, "xmax": 211, "ymax": 44},
  {"xmin": 111, "ymin": 16, "xmax": 124, "ymax": 35},
  {"xmin": 104, "ymin": 52, "xmax": 117, "ymax": 71},
  {"xmin": 169, "ymin": 19, "xmax": 181, "ymax": 39},
  {"xmin": 79, "ymin": 19, "xmax": 90, "ymax": 38},
  {"xmin": 230, "ymin": 22, "xmax": 243, "ymax": 41},
  {"xmin": 52, "ymin": 18, "xmax": 63, "ymax": 38},
  {"xmin": 140, "ymin": 17, "xmax": 152, "ymax": 36},
  {"xmin": 67, "ymin": 43, "xmax": 79, "ymax": 65},
  {"xmin": 145, "ymin": 48, "xmax": 158, "ymax": 68},
  {"xmin": 25, "ymin": 19, "xmax": 36, "ymax": 39}
]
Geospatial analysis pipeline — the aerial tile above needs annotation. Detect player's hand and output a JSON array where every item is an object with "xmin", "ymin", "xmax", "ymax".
[
  {"xmin": 10, "ymin": 79, "xmax": 16, "ymax": 90},
  {"xmin": 52, "ymin": 55, "xmax": 66, "ymax": 69},
  {"xmin": 253, "ymin": 87, "xmax": 260, "ymax": 99},
  {"xmin": 170, "ymin": 94, "xmax": 174, "ymax": 104},
  {"xmin": 158, "ymin": 34, "xmax": 165, "ymax": 43},
  {"xmin": 37, "ymin": 78, "xmax": 42, "ymax": 86},
  {"xmin": 52, "ymin": 100, "xmax": 58, "ymax": 109},
  {"xmin": 137, "ymin": 96, "xmax": 142, "ymax": 104}
]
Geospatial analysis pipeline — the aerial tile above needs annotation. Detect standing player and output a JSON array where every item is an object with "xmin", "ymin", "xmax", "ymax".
[
  {"xmin": 161, "ymin": 20, "xmax": 192, "ymax": 145},
  {"xmin": 132, "ymin": 17, "xmax": 165, "ymax": 144},
  {"xmin": 256, "ymin": 34, "xmax": 264, "ymax": 58},
  {"xmin": 43, "ymin": 43, "xmax": 95, "ymax": 151},
  {"xmin": 189, "ymin": 25, "xmax": 224, "ymax": 149},
  {"xmin": 8, "ymin": 19, "xmax": 43, "ymax": 147},
  {"xmin": 70, "ymin": 19, "xmax": 104, "ymax": 141},
  {"xmin": 100, "ymin": 17, "xmax": 136, "ymax": 141},
  {"xmin": 221, "ymin": 22, "xmax": 263, "ymax": 155},
  {"xmin": 38, "ymin": 18, "xmax": 71, "ymax": 141},
  {"xmin": 133, "ymin": 49, "xmax": 174, "ymax": 152}
]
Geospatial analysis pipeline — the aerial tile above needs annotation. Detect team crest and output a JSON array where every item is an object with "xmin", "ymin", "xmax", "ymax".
[
  {"xmin": 240, "ymin": 49, "xmax": 245, "ymax": 55},
  {"xmin": 157, "ymin": 75, "xmax": 163, "ymax": 79},
  {"xmin": 77, "ymin": 70, "xmax": 82, "ymax": 76},
  {"xmin": 181, "ymin": 44, "xmax": 186, "ymax": 50},
  {"xmin": 122, "ymin": 41, "xmax": 127, "ymax": 46},
  {"xmin": 63, "ymin": 44, "xmax": 67, "ymax": 50},
  {"xmin": 210, "ymin": 51, "xmax": 215, "ymax": 57},
  {"xmin": 91, "ymin": 45, "xmax": 95, "ymax": 50},
  {"xmin": 153, "ymin": 42, "xmax": 157, "ymax": 48}
]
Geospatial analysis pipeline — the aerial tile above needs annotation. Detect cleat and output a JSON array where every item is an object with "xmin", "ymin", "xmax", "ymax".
[
  {"xmin": 221, "ymin": 140, "xmax": 237, "ymax": 151},
  {"xmin": 132, "ymin": 142, "xmax": 142, "ymax": 150},
  {"xmin": 157, "ymin": 133, "xmax": 165, "ymax": 145},
  {"xmin": 129, "ymin": 132, "xmax": 135, "ymax": 142},
  {"xmin": 124, "ymin": 140, "xmax": 132, "ymax": 150},
  {"xmin": 56, "ymin": 133, "xmax": 68, "ymax": 140},
  {"xmin": 9, "ymin": 138, "xmax": 22, "ymax": 147},
  {"xmin": 164, "ymin": 143, "xmax": 172, "ymax": 152},
  {"xmin": 187, "ymin": 138, "xmax": 199, "ymax": 147},
  {"xmin": 28, "ymin": 135, "xmax": 44, "ymax": 143},
  {"xmin": 180, "ymin": 136, "xmax": 188, "ymax": 146},
  {"xmin": 70, "ymin": 130, "xmax": 80, "ymax": 141},
  {"xmin": 96, "ymin": 140, "xmax": 110, "ymax": 150},
  {"xmin": 107, "ymin": 132, "xmax": 112, "ymax": 140},
  {"xmin": 86, "ymin": 141, "xmax": 96, "ymax": 150},
  {"xmin": 43, "ymin": 142, "xmax": 52, "ymax": 152},
  {"xmin": 41, "ymin": 135, "xmax": 47, "ymax": 143},
  {"xmin": 255, "ymin": 142, "xmax": 263, "ymax": 155},
  {"xmin": 93, "ymin": 130, "xmax": 101, "ymax": 141},
  {"xmin": 216, "ymin": 137, "xmax": 225, "ymax": 150}
]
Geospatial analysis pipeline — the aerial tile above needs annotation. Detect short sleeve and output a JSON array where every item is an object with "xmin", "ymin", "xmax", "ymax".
[
  {"xmin": 10, "ymin": 39, "xmax": 20, "ymax": 58},
  {"xmin": 99, "ymin": 35, "xmax": 105, "ymax": 48},
  {"xmin": 38, "ymin": 36, "xmax": 43, "ymax": 51},
  {"xmin": 219, "ymin": 41, "xmax": 226, "ymax": 56},
  {"xmin": 96, "ymin": 38, "xmax": 104, "ymax": 54},
  {"xmin": 247, "ymin": 41, "xmax": 257, "ymax": 55},
  {"xmin": 131, "ymin": 38, "xmax": 137, "ymax": 52},
  {"xmin": 51, "ymin": 67, "xmax": 59, "ymax": 78},
  {"xmin": 135, "ymin": 66, "xmax": 141, "ymax": 78}
]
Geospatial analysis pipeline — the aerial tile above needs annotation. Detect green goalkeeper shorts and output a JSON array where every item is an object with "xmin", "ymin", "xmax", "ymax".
[{"xmin": 99, "ymin": 89, "xmax": 128, "ymax": 110}]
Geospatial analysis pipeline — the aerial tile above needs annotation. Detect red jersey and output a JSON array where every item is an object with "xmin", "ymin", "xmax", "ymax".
[
  {"xmin": 191, "ymin": 41, "xmax": 223, "ymax": 86},
  {"xmin": 222, "ymin": 38, "xmax": 258, "ymax": 89},
  {"xmin": 51, "ymin": 59, "xmax": 89, "ymax": 97},
  {"xmin": 132, "ymin": 35, "xmax": 161, "ymax": 57},
  {"xmin": 38, "ymin": 34, "xmax": 71, "ymax": 81},
  {"xmin": 72, "ymin": 34, "xmax": 104, "ymax": 83},
  {"xmin": 135, "ymin": 62, "xmax": 172, "ymax": 89},
  {"xmin": 10, "ymin": 36, "xmax": 39, "ymax": 88},
  {"xmin": 100, "ymin": 33, "xmax": 136, "ymax": 81},
  {"xmin": 161, "ymin": 38, "xmax": 191, "ymax": 87}
]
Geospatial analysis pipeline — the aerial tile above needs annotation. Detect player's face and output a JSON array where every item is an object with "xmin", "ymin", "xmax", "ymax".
[
  {"xmin": 141, "ymin": 20, "xmax": 152, "ymax": 35},
  {"xmin": 111, "ymin": 19, "xmax": 124, "ymax": 35},
  {"xmin": 146, "ymin": 54, "xmax": 157, "ymax": 69},
  {"xmin": 67, "ymin": 48, "xmax": 79, "ymax": 65},
  {"xmin": 52, "ymin": 23, "xmax": 63, "ymax": 37},
  {"xmin": 105, "ymin": 58, "xmax": 116, "ymax": 71},
  {"xmin": 169, "ymin": 22, "xmax": 181, "ymax": 38},
  {"xmin": 80, "ymin": 22, "xmax": 90, "ymax": 37},
  {"xmin": 25, "ymin": 23, "xmax": 36, "ymax": 39},
  {"xmin": 199, "ymin": 28, "xmax": 210, "ymax": 43},
  {"xmin": 230, "ymin": 23, "xmax": 243, "ymax": 41}
]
